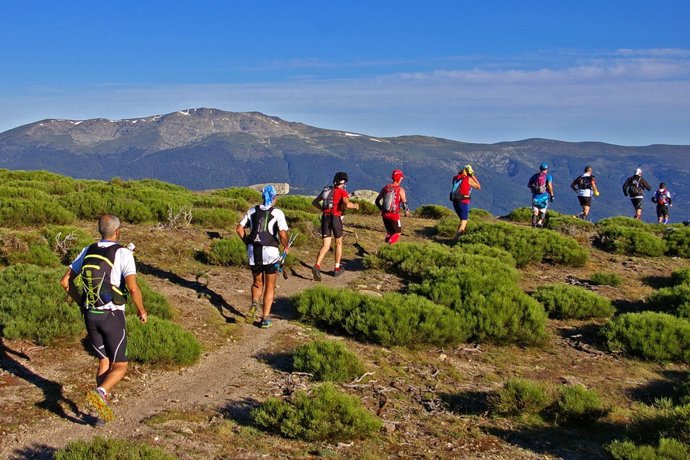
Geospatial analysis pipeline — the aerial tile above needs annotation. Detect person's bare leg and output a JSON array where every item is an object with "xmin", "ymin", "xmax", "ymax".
[
  {"xmin": 334, "ymin": 237, "xmax": 343, "ymax": 267},
  {"xmin": 251, "ymin": 272, "xmax": 264, "ymax": 304},
  {"xmin": 261, "ymin": 273, "xmax": 277, "ymax": 319},
  {"xmin": 458, "ymin": 219, "xmax": 468, "ymax": 233},
  {"xmin": 96, "ymin": 358, "xmax": 110, "ymax": 387},
  {"xmin": 99, "ymin": 362, "xmax": 128, "ymax": 394},
  {"xmin": 315, "ymin": 237, "xmax": 332, "ymax": 267}
]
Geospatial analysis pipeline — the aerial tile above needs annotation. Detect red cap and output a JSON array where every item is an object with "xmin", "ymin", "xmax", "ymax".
[{"xmin": 392, "ymin": 169, "xmax": 404, "ymax": 181}]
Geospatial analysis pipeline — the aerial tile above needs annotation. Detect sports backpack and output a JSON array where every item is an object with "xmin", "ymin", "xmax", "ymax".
[
  {"xmin": 320, "ymin": 186, "xmax": 335, "ymax": 211},
  {"xmin": 247, "ymin": 206, "xmax": 279, "ymax": 247},
  {"xmin": 529, "ymin": 172, "xmax": 548, "ymax": 194},
  {"xmin": 381, "ymin": 184, "xmax": 401, "ymax": 213},
  {"xmin": 577, "ymin": 175, "xmax": 594, "ymax": 190},
  {"xmin": 449, "ymin": 176, "xmax": 470, "ymax": 201},
  {"xmin": 80, "ymin": 243, "xmax": 127, "ymax": 310},
  {"xmin": 627, "ymin": 177, "xmax": 643, "ymax": 196}
]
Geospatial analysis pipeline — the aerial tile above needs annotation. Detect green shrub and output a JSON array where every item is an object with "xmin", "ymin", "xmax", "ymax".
[
  {"xmin": 597, "ymin": 216, "xmax": 659, "ymax": 232},
  {"xmin": 470, "ymin": 208, "xmax": 493, "ymax": 219},
  {"xmin": 126, "ymin": 316, "xmax": 201, "ymax": 365},
  {"xmin": 212, "ymin": 187, "xmax": 261, "ymax": 203},
  {"xmin": 0, "ymin": 265, "xmax": 83, "ymax": 344},
  {"xmin": 293, "ymin": 340, "xmax": 365, "ymax": 382},
  {"xmin": 489, "ymin": 378, "xmax": 552, "ymax": 416},
  {"xmin": 646, "ymin": 284, "xmax": 690, "ymax": 319},
  {"xmin": 607, "ymin": 438, "xmax": 689, "ymax": 460},
  {"xmin": 457, "ymin": 221, "xmax": 588, "ymax": 267},
  {"xmin": 415, "ymin": 204, "xmax": 453, "ymax": 219},
  {"xmin": 532, "ymin": 284, "xmax": 615, "ymax": 319},
  {"xmin": 546, "ymin": 216, "xmax": 594, "ymax": 236},
  {"xmin": 677, "ymin": 377, "xmax": 690, "ymax": 405},
  {"xmin": 664, "ymin": 227, "xmax": 690, "ymax": 258},
  {"xmin": 251, "ymin": 382, "xmax": 381, "ymax": 442},
  {"xmin": 590, "ymin": 272, "xmax": 623, "ymax": 287},
  {"xmin": 191, "ymin": 208, "xmax": 238, "ymax": 228},
  {"xmin": 671, "ymin": 268, "xmax": 690, "ymax": 286},
  {"xmin": 206, "ymin": 237, "xmax": 247, "ymax": 266},
  {"xmin": 0, "ymin": 231, "xmax": 61, "ymax": 267},
  {"xmin": 554, "ymin": 384, "xmax": 609, "ymax": 424},
  {"xmin": 433, "ymin": 216, "xmax": 461, "ymax": 238},
  {"xmin": 350, "ymin": 199, "xmax": 380, "ymax": 215},
  {"xmin": 0, "ymin": 198, "xmax": 76, "ymax": 227},
  {"xmin": 41, "ymin": 225, "xmax": 95, "ymax": 264},
  {"xmin": 54, "ymin": 436, "xmax": 178, "ymax": 460},
  {"xmin": 630, "ymin": 401, "xmax": 690, "ymax": 445},
  {"xmin": 456, "ymin": 243, "xmax": 516, "ymax": 267},
  {"xmin": 277, "ymin": 195, "xmax": 318, "ymax": 213},
  {"xmin": 595, "ymin": 224, "xmax": 667, "ymax": 257},
  {"xmin": 131, "ymin": 277, "xmax": 175, "ymax": 320},
  {"xmin": 295, "ymin": 286, "xmax": 470, "ymax": 347},
  {"xmin": 505, "ymin": 207, "xmax": 533, "ymax": 222},
  {"xmin": 603, "ymin": 312, "xmax": 690, "ymax": 362}
]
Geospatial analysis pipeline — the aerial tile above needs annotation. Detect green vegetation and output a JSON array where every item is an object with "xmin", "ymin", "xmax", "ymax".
[
  {"xmin": 296, "ymin": 286, "xmax": 470, "ymax": 347},
  {"xmin": 671, "ymin": 268, "xmax": 690, "ymax": 286},
  {"xmin": 205, "ymin": 237, "xmax": 247, "ymax": 266},
  {"xmin": 0, "ymin": 230, "xmax": 61, "ymax": 267},
  {"xmin": 470, "ymin": 208, "xmax": 493, "ymax": 219},
  {"xmin": 41, "ymin": 225, "xmax": 94, "ymax": 263},
  {"xmin": 555, "ymin": 384, "xmax": 609, "ymax": 424},
  {"xmin": 415, "ymin": 204, "xmax": 453, "ymax": 219},
  {"xmin": 664, "ymin": 227, "xmax": 690, "ymax": 258},
  {"xmin": 350, "ymin": 198, "xmax": 380, "ymax": 215},
  {"xmin": 54, "ymin": 437, "xmax": 177, "ymax": 460},
  {"xmin": 629, "ymin": 399, "xmax": 690, "ymax": 445},
  {"xmin": 603, "ymin": 312, "xmax": 690, "ymax": 362},
  {"xmin": 607, "ymin": 438, "xmax": 689, "ymax": 460},
  {"xmin": 489, "ymin": 378, "xmax": 552, "ymax": 416},
  {"xmin": 546, "ymin": 215, "xmax": 594, "ymax": 235},
  {"xmin": 505, "ymin": 207, "xmax": 533, "ymax": 222},
  {"xmin": 590, "ymin": 272, "xmax": 623, "ymax": 287},
  {"xmin": 645, "ymin": 269, "xmax": 690, "ymax": 319},
  {"xmin": 251, "ymin": 382, "xmax": 381, "ymax": 442},
  {"xmin": 595, "ymin": 224, "xmax": 667, "ymax": 257},
  {"xmin": 457, "ymin": 221, "xmax": 588, "ymax": 267},
  {"xmin": 126, "ymin": 316, "xmax": 201, "ymax": 365},
  {"xmin": 293, "ymin": 340, "xmax": 365, "ymax": 382},
  {"xmin": 277, "ymin": 195, "xmax": 317, "ymax": 213},
  {"xmin": 532, "ymin": 284, "xmax": 615, "ymax": 319}
]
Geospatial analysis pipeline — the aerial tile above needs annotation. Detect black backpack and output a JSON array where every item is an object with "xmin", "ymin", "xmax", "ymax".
[
  {"xmin": 577, "ymin": 175, "xmax": 594, "ymax": 190},
  {"xmin": 319, "ymin": 186, "xmax": 335, "ymax": 211},
  {"xmin": 627, "ymin": 177, "xmax": 643, "ymax": 196},
  {"xmin": 247, "ymin": 206, "xmax": 279, "ymax": 248},
  {"xmin": 80, "ymin": 243, "xmax": 127, "ymax": 309}
]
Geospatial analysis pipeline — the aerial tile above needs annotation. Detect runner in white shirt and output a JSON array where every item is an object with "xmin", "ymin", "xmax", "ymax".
[{"xmin": 236, "ymin": 185, "xmax": 289, "ymax": 329}]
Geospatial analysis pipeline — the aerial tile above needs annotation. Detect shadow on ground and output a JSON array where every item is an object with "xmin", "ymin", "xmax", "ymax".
[
  {"xmin": 9, "ymin": 444, "xmax": 57, "ymax": 460},
  {"xmin": 138, "ymin": 260, "xmax": 240, "ymax": 323},
  {"xmin": 219, "ymin": 397, "xmax": 263, "ymax": 427},
  {"xmin": 255, "ymin": 351, "xmax": 293, "ymax": 373},
  {"xmin": 441, "ymin": 391, "xmax": 491, "ymax": 416},
  {"xmin": 0, "ymin": 327, "xmax": 86, "ymax": 425},
  {"xmin": 626, "ymin": 369, "xmax": 689, "ymax": 404}
]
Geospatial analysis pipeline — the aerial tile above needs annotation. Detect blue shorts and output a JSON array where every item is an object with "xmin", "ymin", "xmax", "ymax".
[
  {"xmin": 532, "ymin": 195, "xmax": 549, "ymax": 210},
  {"xmin": 453, "ymin": 201, "xmax": 470, "ymax": 220}
]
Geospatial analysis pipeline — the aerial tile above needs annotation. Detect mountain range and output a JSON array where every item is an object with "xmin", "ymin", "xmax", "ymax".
[{"xmin": 1, "ymin": 107, "xmax": 688, "ymax": 220}]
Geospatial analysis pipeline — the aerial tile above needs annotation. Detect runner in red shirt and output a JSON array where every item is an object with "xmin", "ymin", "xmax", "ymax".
[
  {"xmin": 311, "ymin": 172, "xmax": 359, "ymax": 280},
  {"xmin": 375, "ymin": 169, "xmax": 409, "ymax": 244}
]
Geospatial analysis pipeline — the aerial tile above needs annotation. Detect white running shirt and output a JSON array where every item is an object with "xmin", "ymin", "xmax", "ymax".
[{"xmin": 239, "ymin": 205, "xmax": 289, "ymax": 265}]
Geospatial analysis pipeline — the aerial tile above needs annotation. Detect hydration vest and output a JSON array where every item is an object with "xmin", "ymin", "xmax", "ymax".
[
  {"xmin": 80, "ymin": 243, "xmax": 126, "ymax": 310},
  {"xmin": 529, "ymin": 172, "xmax": 548, "ymax": 195},
  {"xmin": 627, "ymin": 177, "xmax": 643, "ymax": 196},
  {"xmin": 450, "ymin": 175, "xmax": 471, "ymax": 201},
  {"xmin": 247, "ymin": 206, "xmax": 279, "ymax": 248},
  {"xmin": 577, "ymin": 175, "xmax": 594, "ymax": 190},
  {"xmin": 320, "ymin": 186, "xmax": 335, "ymax": 211},
  {"xmin": 381, "ymin": 184, "xmax": 401, "ymax": 213}
]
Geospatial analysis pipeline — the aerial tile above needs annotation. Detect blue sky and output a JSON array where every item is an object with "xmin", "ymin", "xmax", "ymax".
[{"xmin": 1, "ymin": 1, "xmax": 689, "ymax": 145}]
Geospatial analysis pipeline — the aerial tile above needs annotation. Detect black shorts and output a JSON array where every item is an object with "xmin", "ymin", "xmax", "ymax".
[
  {"xmin": 251, "ymin": 264, "xmax": 278, "ymax": 275},
  {"xmin": 578, "ymin": 196, "xmax": 592, "ymax": 207},
  {"xmin": 631, "ymin": 198, "xmax": 644, "ymax": 210},
  {"xmin": 320, "ymin": 214, "xmax": 344, "ymax": 238},
  {"xmin": 84, "ymin": 309, "xmax": 127, "ymax": 363},
  {"xmin": 383, "ymin": 217, "xmax": 402, "ymax": 235},
  {"xmin": 656, "ymin": 204, "xmax": 669, "ymax": 218}
]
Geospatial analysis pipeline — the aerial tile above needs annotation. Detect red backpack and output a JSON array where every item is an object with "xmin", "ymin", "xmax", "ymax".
[{"xmin": 382, "ymin": 184, "xmax": 401, "ymax": 213}]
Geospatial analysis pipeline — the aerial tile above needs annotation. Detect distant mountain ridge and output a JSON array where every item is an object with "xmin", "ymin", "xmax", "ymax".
[{"xmin": 1, "ymin": 107, "xmax": 688, "ymax": 220}]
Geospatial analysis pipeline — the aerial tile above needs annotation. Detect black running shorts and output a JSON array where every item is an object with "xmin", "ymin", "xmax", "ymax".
[
  {"xmin": 320, "ymin": 214, "xmax": 344, "ymax": 238},
  {"xmin": 630, "ymin": 198, "xmax": 644, "ymax": 210},
  {"xmin": 84, "ymin": 309, "xmax": 128, "ymax": 363},
  {"xmin": 656, "ymin": 204, "xmax": 669, "ymax": 218},
  {"xmin": 382, "ymin": 217, "xmax": 402, "ymax": 235},
  {"xmin": 578, "ymin": 196, "xmax": 592, "ymax": 207},
  {"xmin": 251, "ymin": 264, "xmax": 278, "ymax": 275}
]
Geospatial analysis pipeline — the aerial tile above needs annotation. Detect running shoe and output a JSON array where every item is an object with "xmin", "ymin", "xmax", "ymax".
[
  {"xmin": 261, "ymin": 318, "xmax": 273, "ymax": 329},
  {"xmin": 246, "ymin": 302, "xmax": 258, "ymax": 324},
  {"xmin": 334, "ymin": 267, "xmax": 345, "ymax": 277},
  {"xmin": 86, "ymin": 389, "xmax": 113, "ymax": 423},
  {"xmin": 311, "ymin": 265, "xmax": 322, "ymax": 281}
]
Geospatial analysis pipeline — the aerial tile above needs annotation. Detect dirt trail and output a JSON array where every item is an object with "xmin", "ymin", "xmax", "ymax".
[{"xmin": 1, "ymin": 262, "xmax": 357, "ymax": 459}]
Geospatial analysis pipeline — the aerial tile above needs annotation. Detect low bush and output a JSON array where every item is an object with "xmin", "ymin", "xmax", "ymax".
[
  {"xmin": 677, "ymin": 377, "xmax": 690, "ymax": 405},
  {"xmin": 211, "ymin": 187, "xmax": 261, "ymax": 203},
  {"xmin": 350, "ymin": 199, "xmax": 380, "ymax": 215},
  {"xmin": 664, "ymin": 227, "xmax": 690, "ymax": 258},
  {"xmin": 470, "ymin": 208, "xmax": 493, "ymax": 219},
  {"xmin": 602, "ymin": 312, "xmax": 690, "ymax": 362},
  {"xmin": 457, "ymin": 221, "xmax": 588, "ymax": 267},
  {"xmin": 433, "ymin": 216, "xmax": 462, "ymax": 238},
  {"xmin": 41, "ymin": 225, "xmax": 95, "ymax": 264},
  {"xmin": 590, "ymin": 272, "xmax": 623, "ymax": 287},
  {"xmin": 126, "ymin": 316, "xmax": 201, "ymax": 365},
  {"xmin": 415, "ymin": 204, "xmax": 453, "ymax": 219},
  {"xmin": 191, "ymin": 208, "xmax": 238, "ymax": 228},
  {"xmin": 295, "ymin": 286, "xmax": 471, "ymax": 347},
  {"xmin": 293, "ymin": 340, "xmax": 365, "ymax": 382},
  {"xmin": 54, "ymin": 436, "xmax": 177, "ymax": 460},
  {"xmin": 0, "ymin": 265, "xmax": 83, "ymax": 344},
  {"xmin": 277, "ymin": 195, "xmax": 318, "ymax": 213},
  {"xmin": 546, "ymin": 216, "xmax": 594, "ymax": 236},
  {"xmin": 505, "ymin": 207, "xmax": 533, "ymax": 222},
  {"xmin": 205, "ymin": 237, "xmax": 247, "ymax": 266},
  {"xmin": 671, "ymin": 268, "xmax": 690, "ymax": 286},
  {"xmin": 457, "ymin": 243, "xmax": 516, "ymax": 267},
  {"xmin": 597, "ymin": 216, "xmax": 659, "ymax": 232},
  {"xmin": 0, "ymin": 198, "xmax": 76, "ymax": 227},
  {"xmin": 630, "ymin": 400, "xmax": 690, "ymax": 445},
  {"xmin": 595, "ymin": 224, "xmax": 667, "ymax": 257},
  {"xmin": 607, "ymin": 438, "xmax": 689, "ymax": 460},
  {"xmin": 645, "ymin": 284, "xmax": 690, "ymax": 319},
  {"xmin": 532, "ymin": 284, "xmax": 615, "ymax": 319},
  {"xmin": 251, "ymin": 382, "xmax": 381, "ymax": 442},
  {"xmin": 132, "ymin": 277, "xmax": 175, "ymax": 320},
  {"xmin": 0, "ymin": 231, "xmax": 61, "ymax": 267},
  {"xmin": 489, "ymin": 378, "xmax": 552, "ymax": 416},
  {"xmin": 555, "ymin": 384, "xmax": 609, "ymax": 424}
]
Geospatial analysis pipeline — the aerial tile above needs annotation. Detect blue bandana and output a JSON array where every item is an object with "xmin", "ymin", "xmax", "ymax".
[{"xmin": 262, "ymin": 185, "xmax": 277, "ymax": 207}]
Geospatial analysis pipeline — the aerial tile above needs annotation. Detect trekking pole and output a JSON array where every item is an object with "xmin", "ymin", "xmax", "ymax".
[{"xmin": 276, "ymin": 232, "xmax": 299, "ymax": 280}]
